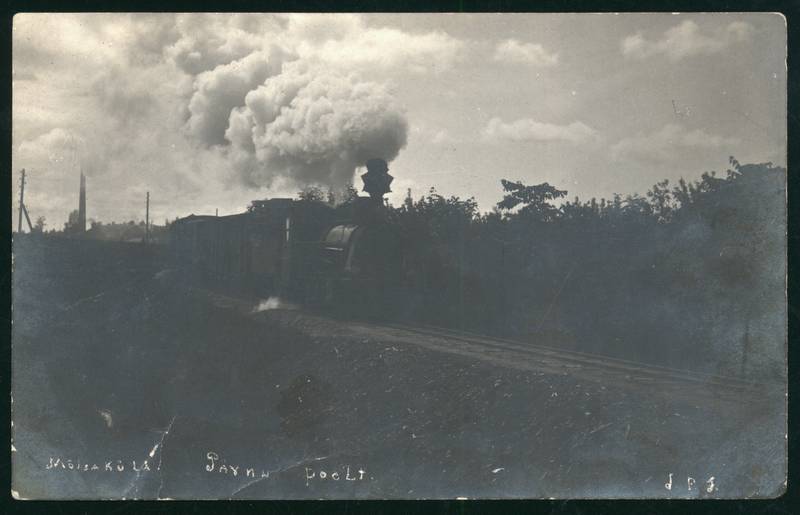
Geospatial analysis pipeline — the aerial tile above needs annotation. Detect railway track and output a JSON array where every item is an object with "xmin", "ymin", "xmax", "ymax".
[
  {"xmin": 193, "ymin": 287, "xmax": 782, "ymax": 402},
  {"xmin": 378, "ymin": 321, "xmax": 782, "ymax": 400}
]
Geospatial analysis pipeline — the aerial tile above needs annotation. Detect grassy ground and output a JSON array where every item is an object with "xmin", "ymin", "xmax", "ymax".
[{"xmin": 11, "ymin": 235, "xmax": 786, "ymax": 499}]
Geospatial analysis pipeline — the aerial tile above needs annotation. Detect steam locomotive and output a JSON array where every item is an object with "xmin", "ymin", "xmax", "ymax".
[{"xmin": 169, "ymin": 160, "xmax": 405, "ymax": 312}]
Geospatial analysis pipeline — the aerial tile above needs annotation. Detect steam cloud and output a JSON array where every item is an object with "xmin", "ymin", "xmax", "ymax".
[
  {"xmin": 178, "ymin": 19, "xmax": 411, "ymax": 190},
  {"xmin": 186, "ymin": 47, "xmax": 288, "ymax": 146},
  {"xmin": 224, "ymin": 61, "xmax": 408, "ymax": 188}
]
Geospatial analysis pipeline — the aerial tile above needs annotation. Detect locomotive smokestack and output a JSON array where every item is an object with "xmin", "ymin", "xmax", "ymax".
[{"xmin": 360, "ymin": 158, "xmax": 394, "ymax": 205}]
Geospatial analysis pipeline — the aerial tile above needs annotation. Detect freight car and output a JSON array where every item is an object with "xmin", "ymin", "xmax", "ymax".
[
  {"xmin": 170, "ymin": 198, "xmax": 333, "ymax": 302},
  {"xmin": 170, "ymin": 196, "xmax": 404, "ymax": 310}
]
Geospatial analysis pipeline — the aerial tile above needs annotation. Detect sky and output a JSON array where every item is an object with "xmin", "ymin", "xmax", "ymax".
[{"xmin": 12, "ymin": 13, "xmax": 786, "ymax": 229}]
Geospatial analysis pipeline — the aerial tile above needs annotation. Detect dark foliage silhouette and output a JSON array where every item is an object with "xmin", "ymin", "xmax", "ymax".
[{"xmin": 387, "ymin": 158, "xmax": 785, "ymax": 380}]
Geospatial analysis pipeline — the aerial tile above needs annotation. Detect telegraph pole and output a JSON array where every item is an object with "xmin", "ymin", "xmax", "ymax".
[
  {"xmin": 21, "ymin": 204, "xmax": 33, "ymax": 233},
  {"xmin": 145, "ymin": 191, "xmax": 150, "ymax": 244},
  {"xmin": 17, "ymin": 169, "xmax": 25, "ymax": 233}
]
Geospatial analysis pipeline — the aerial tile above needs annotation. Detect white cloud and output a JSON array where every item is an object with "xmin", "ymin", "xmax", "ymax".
[
  {"xmin": 16, "ymin": 128, "xmax": 82, "ymax": 168},
  {"xmin": 493, "ymin": 39, "xmax": 558, "ymax": 66},
  {"xmin": 410, "ymin": 123, "xmax": 457, "ymax": 146},
  {"xmin": 284, "ymin": 13, "xmax": 363, "ymax": 43},
  {"xmin": 483, "ymin": 117, "xmax": 596, "ymax": 143},
  {"xmin": 622, "ymin": 20, "xmax": 754, "ymax": 61},
  {"xmin": 165, "ymin": 14, "xmax": 280, "ymax": 74},
  {"xmin": 288, "ymin": 15, "xmax": 464, "ymax": 73},
  {"xmin": 431, "ymin": 129, "xmax": 456, "ymax": 145},
  {"xmin": 165, "ymin": 13, "xmax": 465, "ymax": 78},
  {"xmin": 314, "ymin": 28, "xmax": 463, "ymax": 73},
  {"xmin": 611, "ymin": 123, "xmax": 740, "ymax": 162},
  {"xmin": 13, "ymin": 14, "xmax": 121, "ymax": 69}
]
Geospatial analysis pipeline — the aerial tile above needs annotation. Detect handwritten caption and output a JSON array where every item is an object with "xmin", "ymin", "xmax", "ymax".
[
  {"xmin": 664, "ymin": 473, "xmax": 716, "ymax": 493},
  {"xmin": 205, "ymin": 451, "xmax": 271, "ymax": 479},
  {"xmin": 45, "ymin": 457, "xmax": 157, "ymax": 473},
  {"xmin": 304, "ymin": 465, "xmax": 366, "ymax": 486},
  {"xmin": 205, "ymin": 451, "xmax": 367, "ymax": 487}
]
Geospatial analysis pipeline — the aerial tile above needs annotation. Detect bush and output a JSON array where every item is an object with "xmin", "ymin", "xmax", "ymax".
[{"xmin": 386, "ymin": 159, "xmax": 786, "ymax": 380}]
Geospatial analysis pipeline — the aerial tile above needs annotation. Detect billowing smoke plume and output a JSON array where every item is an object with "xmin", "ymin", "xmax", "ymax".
[
  {"xmin": 186, "ymin": 46, "xmax": 289, "ymax": 146},
  {"xmin": 173, "ymin": 14, "xmax": 412, "ymax": 190},
  {"xmin": 223, "ymin": 61, "xmax": 408, "ymax": 188}
]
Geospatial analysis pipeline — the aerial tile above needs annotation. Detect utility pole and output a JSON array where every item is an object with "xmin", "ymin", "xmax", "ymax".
[
  {"xmin": 21, "ymin": 204, "xmax": 33, "ymax": 233},
  {"xmin": 17, "ymin": 169, "xmax": 25, "ymax": 233},
  {"xmin": 145, "ymin": 191, "xmax": 150, "ymax": 244}
]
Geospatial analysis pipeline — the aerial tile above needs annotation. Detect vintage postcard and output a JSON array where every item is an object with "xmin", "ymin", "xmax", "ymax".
[{"xmin": 11, "ymin": 13, "xmax": 787, "ymax": 499}]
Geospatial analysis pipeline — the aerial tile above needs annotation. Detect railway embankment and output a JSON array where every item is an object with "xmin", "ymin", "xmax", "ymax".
[
  {"xmin": 12, "ymin": 236, "xmax": 786, "ymax": 499},
  {"xmin": 191, "ymin": 287, "xmax": 786, "ymax": 499}
]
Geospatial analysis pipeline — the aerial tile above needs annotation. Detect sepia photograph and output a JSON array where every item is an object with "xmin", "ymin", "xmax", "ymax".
[{"xmin": 10, "ymin": 12, "xmax": 787, "ymax": 500}]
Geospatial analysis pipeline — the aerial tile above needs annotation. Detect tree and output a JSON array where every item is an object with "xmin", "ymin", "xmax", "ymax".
[
  {"xmin": 496, "ymin": 180, "xmax": 567, "ymax": 221},
  {"xmin": 33, "ymin": 216, "xmax": 46, "ymax": 233},
  {"xmin": 325, "ymin": 181, "xmax": 359, "ymax": 206},
  {"xmin": 646, "ymin": 179, "xmax": 675, "ymax": 223},
  {"xmin": 341, "ymin": 181, "xmax": 359, "ymax": 205},
  {"xmin": 63, "ymin": 210, "xmax": 80, "ymax": 233},
  {"xmin": 297, "ymin": 185, "xmax": 326, "ymax": 203}
]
